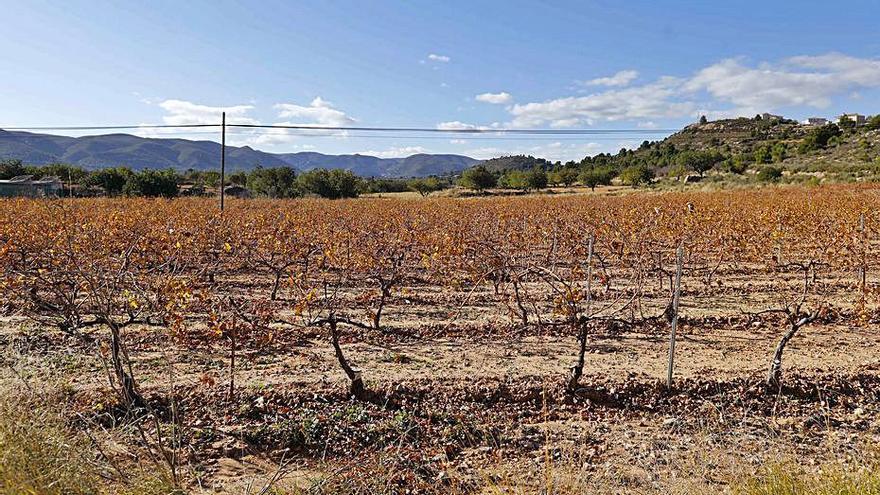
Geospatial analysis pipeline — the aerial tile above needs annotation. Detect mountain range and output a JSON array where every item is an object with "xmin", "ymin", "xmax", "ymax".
[{"xmin": 0, "ymin": 129, "xmax": 479, "ymax": 177}]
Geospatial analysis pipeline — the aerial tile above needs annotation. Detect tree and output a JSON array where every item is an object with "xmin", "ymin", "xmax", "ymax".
[
  {"xmin": 723, "ymin": 154, "xmax": 749, "ymax": 174},
  {"xmin": 0, "ymin": 159, "xmax": 26, "ymax": 179},
  {"xmin": 499, "ymin": 170, "xmax": 527, "ymax": 190},
  {"xmin": 753, "ymin": 146, "xmax": 771, "ymax": 164},
  {"xmin": 799, "ymin": 124, "xmax": 841, "ymax": 152},
  {"xmin": 619, "ymin": 165, "xmax": 654, "ymax": 187},
  {"xmin": 556, "ymin": 167, "xmax": 579, "ymax": 187},
  {"xmin": 771, "ymin": 143, "xmax": 787, "ymax": 163},
  {"xmin": 579, "ymin": 166, "xmax": 614, "ymax": 191},
  {"xmin": 407, "ymin": 177, "xmax": 442, "ymax": 197},
  {"xmin": 199, "ymin": 170, "xmax": 221, "ymax": 187},
  {"xmin": 757, "ymin": 166, "xmax": 783, "ymax": 183},
  {"xmin": 247, "ymin": 166, "xmax": 299, "ymax": 198},
  {"xmin": 867, "ymin": 114, "xmax": 880, "ymax": 130},
  {"xmin": 699, "ymin": 115, "xmax": 708, "ymax": 125},
  {"xmin": 227, "ymin": 171, "xmax": 248, "ymax": 186},
  {"xmin": 85, "ymin": 167, "xmax": 132, "ymax": 196},
  {"xmin": 297, "ymin": 169, "xmax": 361, "ymax": 199},
  {"xmin": 676, "ymin": 150, "xmax": 721, "ymax": 177},
  {"xmin": 668, "ymin": 164, "xmax": 688, "ymax": 181},
  {"xmin": 525, "ymin": 166, "xmax": 548, "ymax": 190},
  {"xmin": 122, "ymin": 169, "xmax": 180, "ymax": 197},
  {"xmin": 459, "ymin": 165, "xmax": 497, "ymax": 191}
]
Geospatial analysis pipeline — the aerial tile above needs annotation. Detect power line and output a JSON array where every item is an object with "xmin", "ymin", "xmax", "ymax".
[
  {"xmin": 0, "ymin": 130, "xmax": 655, "ymax": 142},
  {"xmin": 1, "ymin": 122, "xmax": 677, "ymax": 135},
  {"xmin": 228, "ymin": 123, "xmax": 677, "ymax": 134},
  {"xmin": 1, "ymin": 124, "xmax": 218, "ymax": 131}
]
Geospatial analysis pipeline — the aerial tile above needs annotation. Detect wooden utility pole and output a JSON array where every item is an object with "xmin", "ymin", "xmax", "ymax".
[
  {"xmin": 859, "ymin": 213, "xmax": 867, "ymax": 292},
  {"xmin": 667, "ymin": 243, "xmax": 684, "ymax": 388},
  {"xmin": 220, "ymin": 111, "xmax": 226, "ymax": 211}
]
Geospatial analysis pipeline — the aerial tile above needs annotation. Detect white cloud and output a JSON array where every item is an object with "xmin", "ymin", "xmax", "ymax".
[
  {"xmin": 139, "ymin": 97, "xmax": 357, "ymax": 148},
  {"xmin": 357, "ymin": 146, "xmax": 429, "ymax": 158},
  {"xmin": 274, "ymin": 97, "xmax": 356, "ymax": 127},
  {"xmin": 157, "ymin": 99, "xmax": 258, "ymax": 125},
  {"xmin": 427, "ymin": 53, "xmax": 450, "ymax": 63},
  {"xmin": 475, "ymin": 91, "xmax": 513, "ymax": 104},
  {"xmin": 509, "ymin": 76, "xmax": 693, "ymax": 127},
  {"xmin": 496, "ymin": 52, "xmax": 880, "ymax": 128},
  {"xmin": 582, "ymin": 70, "xmax": 639, "ymax": 87},
  {"xmin": 436, "ymin": 121, "xmax": 483, "ymax": 131},
  {"xmin": 683, "ymin": 53, "xmax": 880, "ymax": 113}
]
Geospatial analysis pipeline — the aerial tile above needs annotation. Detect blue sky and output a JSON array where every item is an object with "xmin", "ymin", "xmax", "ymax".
[{"xmin": 2, "ymin": 0, "xmax": 880, "ymax": 161}]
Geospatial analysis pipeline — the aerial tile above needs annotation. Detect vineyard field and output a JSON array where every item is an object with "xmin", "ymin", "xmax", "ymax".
[{"xmin": 2, "ymin": 185, "xmax": 880, "ymax": 494}]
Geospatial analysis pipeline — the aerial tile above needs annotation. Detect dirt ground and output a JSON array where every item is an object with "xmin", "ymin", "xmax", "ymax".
[{"xmin": 2, "ymin": 264, "xmax": 879, "ymax": 494}]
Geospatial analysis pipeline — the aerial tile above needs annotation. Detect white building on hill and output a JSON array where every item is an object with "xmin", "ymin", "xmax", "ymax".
[
  {"xmin": 838, "ymin": 113, "xmax": 866, "ymax": 126},
  {"xmin": 803, "ymin": 117, "xmax": 828, "ymax": 126}
]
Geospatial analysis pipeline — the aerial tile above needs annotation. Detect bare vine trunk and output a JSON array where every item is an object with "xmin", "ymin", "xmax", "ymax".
[
  {"xmin": 766, "ymin": 316, "xmax": 812, "ymax": 390},
  {"xmin": 511, "ymin": 279, "xmax": 529, "ymax": 325},
  {"xmin": 270, "ymin": 271, "xmax": 282, "ymax": 301},
  {"xmin": 228, "ymin": 330, "xmax": 236, "ymax": 401},
  {"xmin": 567, "ymin": 234, "xmax": 594, "ymax": 394},
  {"xmin": 328, "ymin": 317, "xmax": 366, "ymax": 399},
  {"xmin": 567, "ymin": 318, "xmax": 589, "ymax": 393},
  {"xmin": 107, "ymin": 320, "xmax": 144, "ymax": 409},
  {"xmin": 372, "ymin": 282, "xmax": 392, "ymax": 331}
]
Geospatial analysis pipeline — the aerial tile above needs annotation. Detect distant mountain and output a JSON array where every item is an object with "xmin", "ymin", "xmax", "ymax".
[
  {"xmin": 276, "ymin": 152, "xmax": 478, "ymax": 177},
  {"xmin": 0, "ymin": 129, "xmax": 478, "ymax": 177}
]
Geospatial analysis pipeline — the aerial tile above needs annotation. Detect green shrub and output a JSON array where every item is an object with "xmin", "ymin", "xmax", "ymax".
[
  {"xmin": 757, "ymin": 166, "xmax": 783, "ymax": 183},
  {"xmin": 578, "ymin": 166, "xmax": 615, "ymax": 190},
  {"xmin": 248, "ymin": 166, "xmax": 299, "ymax": 198},
  {"xmin": 459, "ymin": 165, "xmax": 497, "ymax": 191},
  {"xmin": 123, "ymin": 169, "xmax": 180, "ymax": 197},
  {"xmin": 85, "ymin": 167, "xmax": 133, "ymax": 196},
  {"xmin": 619, "ymin": 164, "xmax": 655, "ymax": 187},
  {"xmin": 407, "ymin": 177, "xmax": 443, "ymax": 196},
  {"xmin": 297, "ymin": 168, "xmax": 361, "ymax": 199}
]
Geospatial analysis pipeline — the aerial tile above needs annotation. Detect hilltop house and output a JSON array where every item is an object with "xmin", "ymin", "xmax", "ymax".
[
  {"xmin": 838, "ymin": 113, "xmax": 866, "ymax": 126},
  {"xmin": 761, "ymin": 113, "xmax": 783, "ymax": 121},
  {"xmin": 0, "ymin": 175, "xmax": 63, "ymax": 198},
  {"xmin": 803, "ymin": 117, "xmax": 828, "ymax": 126}
]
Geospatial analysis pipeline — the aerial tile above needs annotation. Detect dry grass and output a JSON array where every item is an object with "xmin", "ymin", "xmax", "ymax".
[
  {"xmin": 0, "ymin": 383, "xmax": 182, "ymax": 495},
  {"xmin": 733, "ymin": 462, "xmax": 880, "ymax": 495},
  {"xmin": 0, "ymin": 388, "xmax": 99, "ymax": 495}
]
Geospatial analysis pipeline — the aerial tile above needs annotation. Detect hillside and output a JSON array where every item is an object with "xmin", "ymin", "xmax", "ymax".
[
  {"xmin": 275, "ymin": 152, "xmax": 477, "ymax": 177},
  {"xmin": 460, "ymin": 115, "xmax": 880, "ymax": 184},
  {"xmin": 478, "ymin": 155, "xmax": 552, "ymax": 173},
  {"xmin": 0, "ymin": 129, "xmax": 477, "ymax": 178},
  {"xmin": 663, "ymin": 116, "xmax": 880, "ymax": 173}
]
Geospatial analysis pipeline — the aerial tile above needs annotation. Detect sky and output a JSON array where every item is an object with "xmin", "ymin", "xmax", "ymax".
[{"xmin": 2, "ymin": 0, "xmax": 880, "ymax": 161}]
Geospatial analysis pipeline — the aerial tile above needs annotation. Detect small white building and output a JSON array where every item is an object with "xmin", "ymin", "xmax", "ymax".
[
  {"xmin": 838, "ymin": 113, "xmax": 866, "ymax": 126},
  {"xmin": 0, "ymin": 175, "xmax": 63, "ymax": 198},
  {"xmin": 803, "ymin": 117, "xmax": 828, "ymax": 126}
]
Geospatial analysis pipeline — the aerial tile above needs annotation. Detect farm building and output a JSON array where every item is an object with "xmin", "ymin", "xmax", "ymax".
[
  {"xmin": 839, "ymin": 113, "xmax": 866, "ymax": 126},
  {"xmin": 803, "ymin": 117, "xmax": 828, "ymax": 126},
  {"xmin": 0, "ymin": 175, "xmax": 63, "ymax": 198}
]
